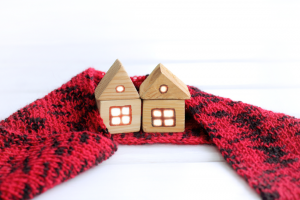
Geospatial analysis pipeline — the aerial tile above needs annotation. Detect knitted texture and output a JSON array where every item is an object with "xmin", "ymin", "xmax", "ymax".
[{"xmin": 0, "ymin": 68, "xmax": 300, "ymax": 200}]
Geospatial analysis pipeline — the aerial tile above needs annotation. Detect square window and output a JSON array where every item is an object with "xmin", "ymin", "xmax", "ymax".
[
  {"xmin": 164, "ymin": 109, "xmax": 174, "ymax": 117},
  {"xmin": 153, "ymin": 110, "xmax": 162, "ymax": 117},
  {"xmin": 153, "ymin": 119, "xmax": 162, "ymax": 127},
  {"xmin": 109, "ymin": 105, "xmax": 132, "ymax": 126},
  {"xmin": 122, "ymin": 107, "xmax": 130, "ymax": 115},
  {"xmin": 111, "ymin": 108, "xmax": 121, "ymax": 116},
  {"xmin": 111, "ymin": 117, "xmax": 121, "ymax": 125},
  {"xmin": 164, "ymin": 119, "xmax": 174, "ymax": 126},
  {"xmin": 151, "ymin": 108, "xmax": 176, "ymax": 127},
  {"xmin": 122, "ymin": 116, "xmax": 130, "ymax": 124}
]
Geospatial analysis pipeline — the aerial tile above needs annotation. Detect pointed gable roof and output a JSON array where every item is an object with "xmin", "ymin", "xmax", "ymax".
[
  {"xmin": 139, "ymin": 63, "xmax": 191, "ymax": 100},
  {"xmin": 95, "ymin": 59, "xmax": 140, "ymax": 100}
]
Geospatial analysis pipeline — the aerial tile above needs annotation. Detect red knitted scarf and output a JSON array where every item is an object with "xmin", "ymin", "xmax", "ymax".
[{"xmin": 0, "ymin": 68, "xmax": 299, "ymax": 200}]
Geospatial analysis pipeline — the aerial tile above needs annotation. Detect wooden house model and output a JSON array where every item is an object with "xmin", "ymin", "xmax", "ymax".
[
  {"xmin": 94, "ymin": 59, "xmax": 141, "ymax": 134},
  {"xmin": 139, "ymin": 63, "xmax": 191, "ymax": 133}
]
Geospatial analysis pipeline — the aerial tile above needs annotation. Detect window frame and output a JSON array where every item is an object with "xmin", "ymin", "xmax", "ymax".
[
  {"xmin": 115, "ymin": 85, "xmax": 125, "ymax": 93},
  {"xmin": 159, "ymin": 84, "xmax": 168, "ymax": 94},
  {"xmin": 151, "ymin": 108, "xmax": 176, "ymax": 127},
  {"xmin": 109, "ymin": 105, "xmax": 132, "ymax": 126}
]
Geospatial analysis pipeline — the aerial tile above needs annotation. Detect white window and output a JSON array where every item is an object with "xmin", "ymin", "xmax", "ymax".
[
  {"xmin": 159, "ymin": 85, "xmax": 168, "ymax": 93},
  {"xmin": 109, "ymin": 105, "xmax": 132, "ymax": 126},
  {"xmin": 151, "ymin": 108, "xmax": 175, "ymax": 127},
  {"xmin": 116, "ymin": 85, "xmax": 125, "ymax": 93}
]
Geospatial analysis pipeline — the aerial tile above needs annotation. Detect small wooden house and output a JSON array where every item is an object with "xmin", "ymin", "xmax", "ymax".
[
  {"xmin": 139, "ymin": 63, "xmax": 191, "ymax": 133},
  {"xmin": 95, "ymin": 59, "xmax": 141, "ymax": 134}
]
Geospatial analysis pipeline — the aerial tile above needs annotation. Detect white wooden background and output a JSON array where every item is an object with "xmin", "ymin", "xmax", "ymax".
[{"xmin": 1, "ymin": 1, "xmax": 300, "ymax": 199}]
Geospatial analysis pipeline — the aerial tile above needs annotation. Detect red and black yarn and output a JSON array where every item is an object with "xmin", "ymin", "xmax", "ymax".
[{"xmin": 0, "ymin": 68, "xmax": 300, "ymax": 200}]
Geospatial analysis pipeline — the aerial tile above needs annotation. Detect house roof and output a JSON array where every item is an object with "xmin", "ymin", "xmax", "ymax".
[
  {"xmin": 139, "ymin": 63, "xmax": 191, "ymax": 100},
  {"xmin": 94, "ymin": 59, "xmax": 140, "ymax": 100}
]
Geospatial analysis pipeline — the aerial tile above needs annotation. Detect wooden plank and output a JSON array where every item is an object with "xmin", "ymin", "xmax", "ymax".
[
  {"xmin": 1, "ymin": 1, "xmax": 300, "ymax": 61},
  {"xmin": 97, "ymin": 99, "xmax": 141, "ymax": 134},
  {"xmin": 2, "ymin": 88, "xmax": 300, "ymax": 121},
  {"xmin": 139, "ymin": 63, "xmax": 191, "ymax": 100},
  {"xmin": 205, "ymin": 88, "xmax": 300, "ymax": 118},
  {"xmin": 1, "ymin": 62, "xmax": 300, "ymax": 93},
  {"xmin": 0, "ymin": 92, "xmax": 48, "ymax": 121},
  {"xmin": 95, "ymin": 59, "xmax": 140, "ymax": 100},
  {"xmin": 104, "ymin": 144, "xmax": 225, "ymax": 164},
  {"xmin": 142, "ymin": 99, "xmax": 185, "ymax": 132},
  {"xmin": 34, "ymin": 162, "xmax": 260, "ymax": 200}
]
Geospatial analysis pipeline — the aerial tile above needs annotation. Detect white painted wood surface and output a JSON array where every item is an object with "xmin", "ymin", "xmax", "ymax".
[
  {"xmin": 3, "ymin": 63, "xmax": 300, "ymax": 200},
  {"xmin": 1, "ymin": 0, "xmax": 300, "ymax": 199}
]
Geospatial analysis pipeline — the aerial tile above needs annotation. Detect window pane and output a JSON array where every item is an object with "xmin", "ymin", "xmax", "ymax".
[
  {"xmin": 122, "ymin": 107, "xmax": 130, "ymax": 115},
  {"xmin": 164, "ymin": 109, "xmax": 174, "ymax": 117},
  {"xmin": 164, "ymin": 119, "xmax": 174, "ymax": 126},
  {"xmin": 160, "ymin": 85, "xmax": 168, "ymax": 93},
  {"xmin": 111, "ymin": 117, "xmax": 121, "ymax": 125},
  {"xmin": 122, "ymin": 116, "xmax": 130, "ymax": 124},
  {"xmin": 153, "ymin": 110, "xmax": 162, "ymax": 117},
  {"xmin": 111, "ymin": 108, "xmax": 121, "ymax": 116},
  {"xmin": 116, "ymin": 85, "xmax": 125, "ymax": 92},
  {"xmin": 153, "ymin": 119, "xmax": 162, "ymax": 126}
]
